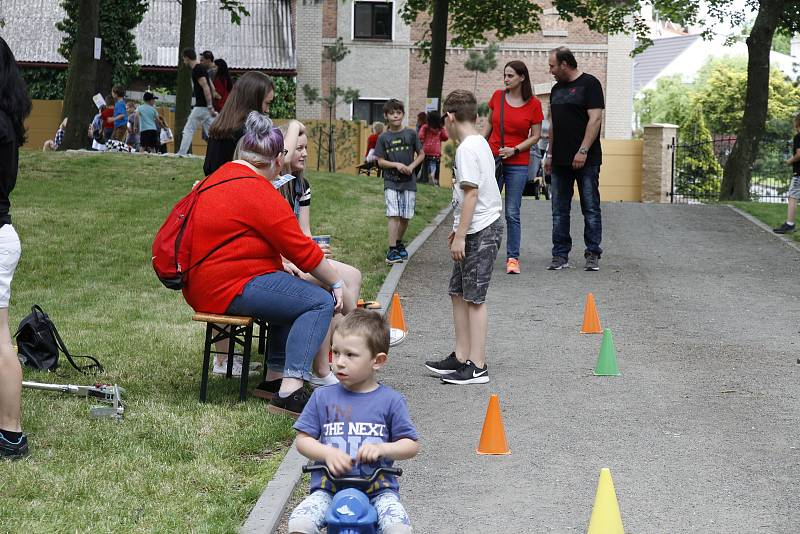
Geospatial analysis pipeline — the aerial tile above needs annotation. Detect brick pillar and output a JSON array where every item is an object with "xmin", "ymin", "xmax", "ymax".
[
  {"xmin": 642, "ymin": 124, "xmax": 678, "ymax": 203},
  {"xmin": 295, "ymin": 0, "xmax": 323, "ymax": 120},
  {"xmin": 604, "ymin": 33, "xmax": 634, "ymax": 139}
]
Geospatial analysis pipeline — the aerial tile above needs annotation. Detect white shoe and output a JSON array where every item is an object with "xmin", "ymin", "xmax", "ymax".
[
  {"xmin": 309, "ymin": 373, "xmax": 339, "ymax": 387},
  {"xmin": 212, "ymin": 357, "xmax": 261, "ymax": 377}
]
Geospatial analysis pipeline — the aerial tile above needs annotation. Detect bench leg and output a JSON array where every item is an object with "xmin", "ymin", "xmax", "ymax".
[
  {"xmin": 200, "ymin": 323, "xmax": 213, "ymax": 402},
  {"xmin": 240, "ymin": 323, "xmax": 254, "ymax": 402},
  {"xmin": 257, "ymin": 320, "xmax": 266, "ymax": 355},
  {"xmin": 225, "ymin": 324, "xmax": 235, "ymax": 378}
]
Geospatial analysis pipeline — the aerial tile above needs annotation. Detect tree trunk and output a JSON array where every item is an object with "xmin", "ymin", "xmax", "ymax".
[
  {"xmin": 174, "ymin": 0, "xmax": 196, "ymax": 152},
  {"xmin": 719, "ymin": 0, "xmax": 783, "ymax": 200},
  {"xmin": 96, "ymin": 58, "xmax": 113, "ymax": 95},
  {"xmin": 426, "ymin": 0, "xmax": 449, "ymax": 110},
  {"xmin": 61, "ymin": 0, "xmax": 99, "ymax": 150}
]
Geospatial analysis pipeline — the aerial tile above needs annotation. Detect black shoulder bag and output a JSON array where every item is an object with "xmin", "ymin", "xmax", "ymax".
[
  {"xmin": 15, "ymin": 305, "xmax": 104, "ymax": 373},
  {"xmin": 494, "ymin": 91, "xmax": 506, "ymax": 181}
]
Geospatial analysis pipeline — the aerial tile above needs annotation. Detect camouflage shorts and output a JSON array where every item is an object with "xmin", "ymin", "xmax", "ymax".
[{"xmin": 448, "ymin": 217, "xmax": 504, "ymax": 304}]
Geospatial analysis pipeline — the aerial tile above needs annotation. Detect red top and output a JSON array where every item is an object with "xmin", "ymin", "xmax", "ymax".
[
  {"xmin": 418, "ymin": 125, "xmax": 448, "ymax": 157},
  {"xmin": 182, "ymin": 162, "xmax": 325, "ymax": 313},
  {"xmin": 366, "ymin": 133, "xmax": 379, "ymax": 156},
  {"xmin": 213, "ymin": 78, "xmax": 231, "ymax": 112},
  {"xmin": 101, "ymin": 107, "xmax": 114, "ymax": 129},
  {"xmin": 487, "ymin": 89, "xmax": 544, "ymax": 166}
]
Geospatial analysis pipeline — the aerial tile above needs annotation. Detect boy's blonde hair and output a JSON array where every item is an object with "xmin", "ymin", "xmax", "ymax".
[
  {"xmin": 443, "ymin": 90, "xmax": 477, "ymax": 123},
  {"xmin": 334, "ymin": 309, "xmax": 390, "ymax": 358},
  {"xmin": 372, "ymin": 122, "xmax": 385, "ymax": 134}
]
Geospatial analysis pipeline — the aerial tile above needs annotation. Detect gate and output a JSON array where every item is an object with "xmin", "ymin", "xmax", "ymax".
[{"xmin": 670, "ymin": 134, "xmax": 792, "ymax": 204}]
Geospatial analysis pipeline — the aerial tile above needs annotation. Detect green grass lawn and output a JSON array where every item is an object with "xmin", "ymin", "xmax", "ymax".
[
  {"xmin": 728, "ymin": 201, "xmax": 800, "ymax": 242},
  {"xmin": 1, "ymin": 151, "xmax": 451, "ymax": 532}
]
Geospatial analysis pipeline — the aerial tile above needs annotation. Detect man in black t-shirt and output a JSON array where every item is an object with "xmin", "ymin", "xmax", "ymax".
[
  {"xmin": 773, "ymin": 114, "xmax": 800, "ymax": 234},
  {"xmin": 177, "ymin": 47, "xmax": 217, "ymax": 155},
  {"xmin": 544, "ymin": 46, "xmax": 605, "ymax": 271}
]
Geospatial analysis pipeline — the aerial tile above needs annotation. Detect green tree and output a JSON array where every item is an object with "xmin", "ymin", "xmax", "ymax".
[
  {"xmin": 677, "ymin": 102, "xmax": 723, "ymax": 197},
  {"xmin": 400, "ymin": 0, "xmax": 543, "ymax": 109},
  {"xmin": 634, "ymin": 75, "xmax": 692, "ymax": 128},
  {"xmin": 57, "ymin": 0, "xmax": 148, "ymax": 90},
  {"xmin": 464, "ymin": 43, "xmax": 499, "ymax": 95},
  {"xmin": 302, "ymin": 38, "xmax": 360, "ymax": 172}
]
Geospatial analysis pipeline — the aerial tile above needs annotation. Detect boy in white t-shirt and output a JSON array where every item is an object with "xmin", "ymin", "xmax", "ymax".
[{"xmin": 424, "ymin": 90, "xmax": 504, "ymax": 385}]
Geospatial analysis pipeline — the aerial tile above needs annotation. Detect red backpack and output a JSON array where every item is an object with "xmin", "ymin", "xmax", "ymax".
[{"xmin": 151, "ymin": 176, "xmax": 252, "ymax": 290}]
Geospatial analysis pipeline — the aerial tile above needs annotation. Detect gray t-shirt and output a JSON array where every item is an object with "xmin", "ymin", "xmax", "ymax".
[{"xmin": 374, "ymin": 128, "xmax": 422, "ymax": 192}]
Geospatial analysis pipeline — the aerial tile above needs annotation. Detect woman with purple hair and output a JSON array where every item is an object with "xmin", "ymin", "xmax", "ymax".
[{"xmin": 182, "ymin": 112, "xmax": 344, "ymax": 418}]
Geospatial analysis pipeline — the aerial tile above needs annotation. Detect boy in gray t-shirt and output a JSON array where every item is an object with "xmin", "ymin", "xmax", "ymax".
[{"xmin": 374, "ymin": 99, "xmax": 424, "ymax": 265}]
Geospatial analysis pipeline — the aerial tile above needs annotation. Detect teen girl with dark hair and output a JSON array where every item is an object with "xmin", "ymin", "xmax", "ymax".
[
  {"xmin": 483, "ymin": 60, "xmax": 543, "ymax": 274},
  {"xmin": 203, "ymin": 71, "xmax": 275, "ymax": 176},
  {"xmin": 212, "ymin": 59, "xmax": 233, "ymax": 112},
  {"xmin": 0, "ymin": 37, "xmax": 30, "ymax": 458}
]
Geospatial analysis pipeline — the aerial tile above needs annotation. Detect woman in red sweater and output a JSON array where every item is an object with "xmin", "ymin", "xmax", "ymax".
[
  {"xmin": 183, "ymin": 111, "xmax": 344, "ymax": 418},
  {"xmin": 483, "ymin": 60, "xmax": 543, "ymax": 275}
]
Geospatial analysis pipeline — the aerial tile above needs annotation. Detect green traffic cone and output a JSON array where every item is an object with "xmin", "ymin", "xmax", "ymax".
[{"xmin": 594, "ymin": 329, "xmax": 621, "ymax": 376}]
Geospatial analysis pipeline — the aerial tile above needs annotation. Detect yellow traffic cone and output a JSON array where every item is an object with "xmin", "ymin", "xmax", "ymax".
[{"xmin": 587, "ymin": 468, "xmax": 624, "ymax": 534}]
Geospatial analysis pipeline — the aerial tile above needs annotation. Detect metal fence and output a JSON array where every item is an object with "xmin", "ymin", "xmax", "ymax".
[{"xmin": 671, "ymin": 135, "xmax": 792, "ymax": 204}]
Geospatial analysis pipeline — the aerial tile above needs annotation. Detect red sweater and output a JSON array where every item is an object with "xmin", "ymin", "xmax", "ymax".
[
  {"xmin": 488, "ymin": 89, "xmax": 544, "ymax": 166},
  {"xmin": 182, "ymin": 162, "xmax": 324, "ymax": 313}
]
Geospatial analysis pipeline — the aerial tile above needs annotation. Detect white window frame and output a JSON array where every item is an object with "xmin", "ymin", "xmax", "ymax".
[{"xmin": 351, "ymin": 0, "xmax": 395, "ymax": 41}]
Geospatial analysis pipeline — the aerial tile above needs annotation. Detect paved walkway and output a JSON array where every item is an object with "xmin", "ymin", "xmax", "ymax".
[{"xmin": 379, "ymin": 200, "xmax": 799, "ymax": 533}]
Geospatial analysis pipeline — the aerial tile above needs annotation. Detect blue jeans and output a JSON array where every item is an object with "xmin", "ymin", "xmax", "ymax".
[
  {"xmin": 227, "ymin": 271, "xmax": 333, "ymax": 380},
  {"xmin": 496, "ymin": 164, "xmax": 528, "ymax": 259},
  {"xmin": 550, "ymin": 164, "xmax": 602, "ymax": 259}
]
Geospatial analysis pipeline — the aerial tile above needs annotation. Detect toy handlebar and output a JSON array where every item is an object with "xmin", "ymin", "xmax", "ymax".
[{"xmin": 302, "ymin": 464, "xmax": 402, "ymax": 489}]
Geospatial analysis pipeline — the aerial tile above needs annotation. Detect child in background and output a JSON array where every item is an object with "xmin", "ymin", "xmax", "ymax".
[
  {"xmin": 774, "ymin": 112, "xmax": 800, "ymax": 234},
  {"xmin": 111, "ymin": 86, "xmax": 128, "ymax": 141},
  {"xmin": 425, "ymin": 89, "xmax": 503, "ymax": 385},
  {"xmin": 125, "ymin": 101, "xmax": 140, "ymax": 150},
  {"xmin": 42, "ymin": 117, "xmax": 67, "ymax": 151},
  {"xmin": 374, "ymin": 100, "xmax": 425, "ymax": 264},
  {"xmin": 101, "ymin": 95, "xmax": 114, "ymax": 142},
  {"xmin": 138, "ymin": 92, "xmax": 161, "ymax": 153},
  {"xmin": 418, "ymin": 110, "xmax": 448, "ymax": 186},
  {"xmin": 289, "ymin": 309, "xmax": 419, "ymax": 534}
]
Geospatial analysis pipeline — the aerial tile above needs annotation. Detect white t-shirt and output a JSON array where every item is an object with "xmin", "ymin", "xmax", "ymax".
[{"xmin": 452, "ymin": 134, "xmax": 502, "ymax": 234}]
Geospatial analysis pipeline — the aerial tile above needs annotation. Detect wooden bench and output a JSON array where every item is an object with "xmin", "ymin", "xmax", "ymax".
[{"xmin": 192, "ymin": 313, "xmax": 268, "ymax": 402}]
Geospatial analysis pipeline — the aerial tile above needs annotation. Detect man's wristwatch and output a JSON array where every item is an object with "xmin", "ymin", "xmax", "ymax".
[
  {"xmin": 513, "ymin": 147, "xmax": 520, "ymax": 155},
  {"xmin": 578, "ymin": 147, "xmax": 589, "ymax": 155}
]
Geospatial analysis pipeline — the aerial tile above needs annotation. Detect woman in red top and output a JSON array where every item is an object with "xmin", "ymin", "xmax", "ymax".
[
  {"xmin": 183, "ymin": 111, "xmax": 344, "ymax": 418},
  {"xmin": 483, "ymin": 60, "xmax": 543, "ymax": 274},
  {"xmin": 364, "ymin": 121, "xmax": 383, "ymax": 162},
  {"xmin": 418, "ymin": 110, "xmax": 448, "ymax": 185},
  {"xmin": 212, "ymin": 59, "xmax": 233, "ymax": 112}
]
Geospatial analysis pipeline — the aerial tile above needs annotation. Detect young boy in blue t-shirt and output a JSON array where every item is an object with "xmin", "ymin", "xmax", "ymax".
[{"xmin": 289, "ymin": 309, "xmax": 419, "ymax": 534}]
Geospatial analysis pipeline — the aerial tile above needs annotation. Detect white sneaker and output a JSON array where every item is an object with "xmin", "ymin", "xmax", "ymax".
[
  {"xmin": 308, "ymin": 373, "xmax": 339, "ymax": 387},
  {"xmin": 212, "ymin": 357, "xmax": 261, "ymax": 377}
]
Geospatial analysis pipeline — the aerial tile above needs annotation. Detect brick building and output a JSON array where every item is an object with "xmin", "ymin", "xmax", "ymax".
[{"xmin": 296, "ymin": 0, "xmax": 633, "ymax": 139}]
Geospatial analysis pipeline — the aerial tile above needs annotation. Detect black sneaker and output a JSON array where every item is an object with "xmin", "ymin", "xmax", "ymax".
[
  {"xmin": 253, "ymin": 379, "xmax": 281, "ymax": 401},
  {"xmin": 584, "ymin": 253, "xmax": 600, "ymax": 271},
  {"xmin": 386, "ymin": 247, "xmax": 403, "ymax": 264},
  {"xmin": 0, "ymin": 432, "xmax": 28, "ymax": 459},
  {"xmin": 267, "ymin": 386, "xmax": 312, "ymax": 419},
  {"xmin": 425, "ymin": 352, "xmax": 463, "ymax": 375},
  {"xmin": 440, "ymin": 360, "xmax": 489, "ymax": 385},
  {"xmin": 773, "ymin": 222, "xmax": 796, "ymax": 234},
  {"xmin": 396, "ymin": 241, "xmax": 409, "ymax": 260},
  {"xmin": 547, "ymin": 256, "xmax": 570, "ymax": 270}
]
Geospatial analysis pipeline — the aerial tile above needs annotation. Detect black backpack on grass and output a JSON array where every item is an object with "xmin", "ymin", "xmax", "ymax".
[{"xmin": 14, "ymin": 305, "xmax": 103, "ymax": 373}]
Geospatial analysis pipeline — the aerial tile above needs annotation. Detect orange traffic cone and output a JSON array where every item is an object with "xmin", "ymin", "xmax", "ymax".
[
  {"xmin": 476, "ymin": 394, "xmax": 511, "ymax": 455},
  {"xmin": 387, "ymin": 293, "xmax": 407, "ymax": 346},
  {"xmin": 580, "ymin": 292, "xmax": 603, "ymax": 334}
]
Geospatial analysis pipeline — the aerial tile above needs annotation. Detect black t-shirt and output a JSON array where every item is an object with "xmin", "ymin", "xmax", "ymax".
[
  {"xmin": 549, "ymin": 73, "xmax": 605, "ymax": 166},
  {"xmin": 204, "ymin": 128, "xmax": 244, "ymax": 176},
  {"xmin": 0, "ymin": 110, "xmax": 19, "ymax": 226},
  {"xmin": 792, "ymin": 133, "xmax": 800, "ymax": 175},
  {"xmin": 192, "ymin": 63, "xmax": 210, "ymax": 108}
]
